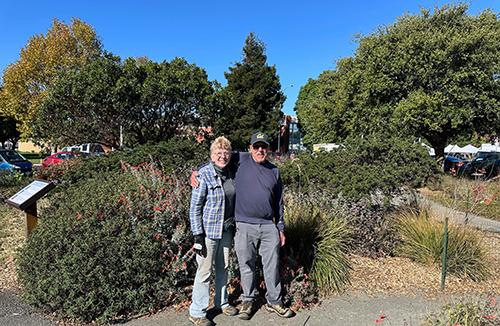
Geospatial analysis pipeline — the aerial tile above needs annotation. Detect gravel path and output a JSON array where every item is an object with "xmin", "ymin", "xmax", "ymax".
[{"xmin": 418, "ymin": 195, "xmax": 500, "ymax": 233}]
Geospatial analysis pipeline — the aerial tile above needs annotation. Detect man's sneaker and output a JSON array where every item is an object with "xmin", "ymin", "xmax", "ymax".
[
  {"xmin": 265, "ymin": 303, "xmax": 296, "ymax": 318},
  {"xmin": 189, "ymin": 315, "xmax": 214, "ymax": 326},
  {"xmin": 238, "ymin": 300, "xmax": 254, "ymax": 320},
  {"xmin": 221, "ymin": 305, "xmax": 239, "ymax": 316}
]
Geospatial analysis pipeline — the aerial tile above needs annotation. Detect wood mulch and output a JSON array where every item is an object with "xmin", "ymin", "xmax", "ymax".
[
  {"xmin": 0, "ymin": 206, "xmax": 23, "ymax": 291},
  {"xmin": 348, "ymin": 231, "xmax": 500, "ymax": 297}
]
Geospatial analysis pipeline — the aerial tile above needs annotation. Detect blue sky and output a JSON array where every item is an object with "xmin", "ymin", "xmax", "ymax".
[{"xmin": 1, "ymin": 1, "xmax": 497, "ymax": 115}]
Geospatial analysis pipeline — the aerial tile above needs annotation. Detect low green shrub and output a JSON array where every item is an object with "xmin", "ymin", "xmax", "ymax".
[
  {"xmin": 278, "ymin": 135, "xmax": 436, "ymax": 258},
  {"xmin": 423, "ymin": 296, "xmax": 498, "ymax": 326},
  {"xmin": 310, "ymin": 216, "xmax": 351, "ymax": 295},
  {"xmin": 17, "ymin": 163, "xmax": 194, "ymax": 323},
  {"xmin": 279, "ymin": 134, "xmax": 438, "ymax": 201},
  {"xmin": 36, "ymin": 137, "xmax": 208, "ymax": 186},
  {"xmin": 0, "ymin": 171, "xmax": 31, "ymax": 201},
  {"xmin": 396, "ymin": 208, "xmax": 491, "ymax": 281},
  {"xmin": 282, "ymin": 192, "xmax": 351, "ymax": 302}
]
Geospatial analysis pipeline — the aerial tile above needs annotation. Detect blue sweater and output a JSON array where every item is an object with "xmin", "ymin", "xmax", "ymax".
[{"xmin": 232, "ymin": 152, "xmax": 284, "ymax": 231}]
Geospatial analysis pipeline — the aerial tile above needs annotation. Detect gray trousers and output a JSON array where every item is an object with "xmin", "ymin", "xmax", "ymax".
[{"xmin": 234, "ymin": 222, "xmax": 282, "ymax": 305}]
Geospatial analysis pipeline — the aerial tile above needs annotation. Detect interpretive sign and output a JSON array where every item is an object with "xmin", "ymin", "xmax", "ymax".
[
  {"xmin": 6, "ymin": 180, "xmax": 55, "ymax": 236},
  {"xmin": 6, "ymin": 180, "xmax": 55, "ymax": 211}
]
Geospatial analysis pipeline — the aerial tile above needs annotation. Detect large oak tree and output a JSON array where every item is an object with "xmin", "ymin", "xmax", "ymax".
[{"xmin": 296, "ymin": 5, "xmax": 499, "ymax": 158}]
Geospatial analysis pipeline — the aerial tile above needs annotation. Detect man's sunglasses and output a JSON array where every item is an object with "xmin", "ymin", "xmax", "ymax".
[{"xmin": 252, "ymin": 144, "xmax": 268, "ymax": 150}]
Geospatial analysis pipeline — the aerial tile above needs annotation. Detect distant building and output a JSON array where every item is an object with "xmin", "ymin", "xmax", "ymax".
[
  {"xmin": 277, "ymin": 115, "xmax": 304, "ymax": 153},
  {"xmin": 17, "ymin": 140, "xmax": 44, "ymax": 153},
  {"xmin": 313, "ymin": 143, "xmax": 341, "ymax": 152}
]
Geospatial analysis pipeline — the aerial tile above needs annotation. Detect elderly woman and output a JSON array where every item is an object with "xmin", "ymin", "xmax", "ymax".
[{"xmin": 188, "ymin": 136, "xmax": 238, "ymax": 326}]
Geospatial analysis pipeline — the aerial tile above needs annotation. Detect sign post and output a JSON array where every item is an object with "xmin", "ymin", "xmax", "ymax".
[{"xmin": 6, "ymin": 180, "xmax": 55, "ymax": 237}]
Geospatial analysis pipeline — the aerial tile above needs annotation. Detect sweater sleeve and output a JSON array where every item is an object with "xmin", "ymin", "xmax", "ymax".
[{"xmin": 275, "ymin": 170, "xmax": 285, "ymax": 232}]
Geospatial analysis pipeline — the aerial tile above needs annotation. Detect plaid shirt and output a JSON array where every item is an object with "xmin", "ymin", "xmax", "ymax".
[{"xmin": 189, "ymin": 163, "xmax": 226, "ymax": 239}]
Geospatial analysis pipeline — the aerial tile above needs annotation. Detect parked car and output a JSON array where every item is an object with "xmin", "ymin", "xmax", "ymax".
[
  {"xmin": 42, "ymin": 151, "xmax": 80, "ymax": 168},
  {"xmin": 443, "ymin": 154, "xmax": 469, "ymax": 176},
  {"xmin": 458, "ymin": 151, "xmax": 500, "ymax": 179},
  {"xmin": 78, "ymin": 143, "xmax": 106, "ymax": 157},
  {"xmin": 61, "ymin": 145, "xmax": 81, "ymax": 153},
  {"xmin": 0, "ymin": 149, "xmax": 33, "ymax": 174}
]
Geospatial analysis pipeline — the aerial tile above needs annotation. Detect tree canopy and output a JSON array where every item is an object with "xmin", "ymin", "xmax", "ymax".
[
  {"xmin": 295, "ymin": 5, "xmax": 500, "ymax": 158},
  {"xmin": 0, "ymin": 115, "xmax": 20, "ymax": 148},
  {"xmin": 219, "ymin": 33, "xmax": 285, "ymax": 149},
  {"xmin": 33, "ymin": 56, "xmax": 215, "ymax": 148},
  {"xmin": 0, "ymin": 18, "xmax": 102, "ymax": 137}
]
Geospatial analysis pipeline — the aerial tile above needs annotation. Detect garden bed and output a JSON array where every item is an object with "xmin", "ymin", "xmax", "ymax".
[
  {"xmin": 2, "ymin": 202, "xmax": 498, "ymax": 300},
  {"xmin": 348, "ymin": 230, "xmax": 499, "ymax": 297}
]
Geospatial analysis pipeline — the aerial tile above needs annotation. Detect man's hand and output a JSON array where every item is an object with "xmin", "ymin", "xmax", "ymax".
[
  {"xmin": 279, "ymin": 231, "xmax": 286, "ymax": 247},
  {"xmin": 193, "ymin": 234, "xmax": 207, "ymax": 257},
  {"xmin": 190, "ymin": 170, "xmax": 200, "ymax": 188}
]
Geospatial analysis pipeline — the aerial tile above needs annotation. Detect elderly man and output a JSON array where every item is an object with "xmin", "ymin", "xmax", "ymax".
[
  {"xmin": 191, "ymin": 131, "xmax": 294, "ymax": 320},
  {"xmin": 232, "ymin": 131, "xmax": 294, "ymax": 320}
]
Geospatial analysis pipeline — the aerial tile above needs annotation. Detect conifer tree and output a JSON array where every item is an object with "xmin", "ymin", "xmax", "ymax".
[{"xmin": 220, "ymin": 33, "xmax": 285, "ymax": 150}]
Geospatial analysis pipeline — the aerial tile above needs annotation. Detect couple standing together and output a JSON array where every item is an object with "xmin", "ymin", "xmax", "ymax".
[{"xmin": 188, "ymin": 132, "xmax": 295, "ymax": 326}]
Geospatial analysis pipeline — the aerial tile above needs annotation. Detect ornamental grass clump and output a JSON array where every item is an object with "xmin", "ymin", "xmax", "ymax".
[
  {"xmin": 283, "ymin": 192, "xmax": 351, "ymax": 302},
  {"xmin": 16, "ymin": 162, "xmax": 194, "ymax": 323},
  {"xmin": 423, "ymin": 296, "xmax": 498, "ymax": 326},
  {"xmin": 396, "ymin": 208, "xmax": 491, "ymax": 281}
]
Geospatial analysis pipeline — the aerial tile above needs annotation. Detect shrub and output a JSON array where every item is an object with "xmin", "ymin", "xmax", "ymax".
[
  {"xmin": 342, "ymin": 189, "xmax": 421, "ymax": 257},
  {"xmin": 279, "ymin": 134, "xmax": 438, "ymax": 201},
  {"xmin": 36, "ymin": 137, "xmax": 208, "ymax": 186},
  {"xmin": 34, "ymin": 157, "xmax": 83, "ymax": 184},
  {"xmin": 285, "ymin": 190, "xmax": 411, "ymax": 258},
  {"xmin": 310, "ymin": 216, "xmax": 351, "ymax": 295},
  {"xmin": 282, "ymin": 192, "xmax": 351, "ymax": 302},
  {"xmin": 0, "ymin": 170, "xmax": 31, "ymax": 201},
  {"xmin": 396, "ymin": 208, "xmax": 491, "ymax": 281},
  {"xmin": 17, "ymin": 163, "xmax": 194, "ymax": 323},
  {"xmin": 423, "ymin": 296, "xmax": 498, "ymax": 326},
  {"xmin": 279, "ymin": 135, "xmax": 437, "ymax": 258}
]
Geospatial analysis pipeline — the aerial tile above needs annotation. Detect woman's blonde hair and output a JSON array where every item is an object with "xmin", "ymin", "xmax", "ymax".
[{"xmin": 210, "ymin": 136, "xmax": 232, "ymax": 153}]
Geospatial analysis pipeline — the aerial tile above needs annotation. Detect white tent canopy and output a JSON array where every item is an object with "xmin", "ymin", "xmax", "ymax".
[
  {"xmin": 479, "ymin": 143, "xmax": 500, "ymax": 152},
  {"xmin": 445, "ymin": 144, "xmax": 461, "ymax": 153},
  {"xmin": 460, "ymin": 144, "xmax": 479, "ymax": 154},
  {"xmin": 445, "ymin": 144, "xmax": 479, "ymax": 154},
  {"xmin": 423, "ymin": 142, "xmax": 499, "ymax": 156}
]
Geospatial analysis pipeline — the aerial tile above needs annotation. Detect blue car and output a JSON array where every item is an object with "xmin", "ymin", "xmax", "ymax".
[
  {"xmin": 459, "ymin": 151, "xmax": 500, "ymax": 179},
  {"xmin": 443, "ymin": 154, "xmax": 468, "ymax": 176},
  {"xmin": 0, "ymin": 149, "xmax": 33, "ymax": 175}
]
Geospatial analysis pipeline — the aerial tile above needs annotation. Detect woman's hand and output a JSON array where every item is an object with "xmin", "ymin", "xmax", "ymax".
[{"xmin": 193, "ymin": 234, "xmax": 207, "ymax": 257}]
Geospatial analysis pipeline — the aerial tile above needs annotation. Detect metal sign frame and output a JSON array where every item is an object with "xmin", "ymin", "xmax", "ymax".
[{"xmin": 6, "ymin": 180, "xmax": 55, "ymax": 211}]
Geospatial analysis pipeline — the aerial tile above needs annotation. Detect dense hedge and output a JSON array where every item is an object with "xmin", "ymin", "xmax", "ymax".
[
  {"xmin": 17, "ymin": 163, "xmax": 194, "ymax": 323},
  {"xmin": 279, "ymin": 134, "xmax": 439, "ymax": 201},
  {"xmin": 36, "ymin": 137, "xmax": 208, "ymax": 186}
]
